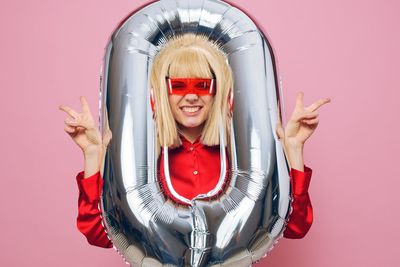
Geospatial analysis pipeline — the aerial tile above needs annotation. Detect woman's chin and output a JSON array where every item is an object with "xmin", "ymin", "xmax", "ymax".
[
  {"xmin": 181, "ymin": 121, "xmax": 203, "ymax": 129},
  {"xmin": 178, "ymin": 118, "xmax": 206, "ymax": 131},
  {"xmin": 178, "ymin": 113, "xmax": 205, "ymax": 127}
]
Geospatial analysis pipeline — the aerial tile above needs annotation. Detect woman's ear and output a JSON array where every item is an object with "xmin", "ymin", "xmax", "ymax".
[
  {"xmin": 226, "ymin": 89, "xmax": 234, "ymax": 118},
  {"xmin": 150, "ymin": 88, "xmax": 155, "ymax": 113},
  {"xmin": 228, "ymin": 89, "xmax": 234, "ymax": 113},
  {"xmin": 150, "ymin": 88, "xmax": 157, "ymax": 120}
]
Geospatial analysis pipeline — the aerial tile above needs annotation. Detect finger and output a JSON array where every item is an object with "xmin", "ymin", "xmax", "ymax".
[
  {"xmin": 105, "ymin": 108, "xmax": 110, "ymax": 130},
  {"xmin": 64, "ymin": 117, "xmax": 87, "ymax": 128},
  {"xmin": 294, "ymin": 92, "xmax": 304, "ymax": 110},
  {"xmin": 59, "ymin": 105, "xmax": 79, "ymax": 119},
  {"xmin": 306, "ymin": 98, "xmax": 331, "ymax": 112},
  {"xmin": 103, "ymin": 129, "xmax": 113, "ymax": 147},
  {"xmin": 277, "ymin": 101, "xmax": 281, "ymax": 119},
  {"xmin": 104, "ymin": 108, "xmax": 113, "ymax": 135},
  {"xmin": 275, "ymin": 121, "xmax": 284, "ymax": 140},
  {"xmin": 276, "ymin": 103, "xmax": 285, "ymax": 140},
  {"xmin": 64, "ymin": 124, "xmax": 76, "ymax": 134},
  {"xmin": 302, "ymin": 117, "xmax": 319, "ymax": 125},
  {"xmin": 80, "ymin": 96, "xmax": 91, "ymax": 115},
  {"xmin": 64, "ymin": 109, "xmax": 95, "ymax": 129},
  {"xmin": 294, "ymin": 110, "xmax": 318, "ymax": 121}
]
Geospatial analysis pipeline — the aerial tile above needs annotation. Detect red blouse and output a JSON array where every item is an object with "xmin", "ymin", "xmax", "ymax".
[
  {"xmin": 158, "ymin": 135, "xmax": 229, "ymax": 203},
  {"xmin": 76, "ymin": 138, "xmax": 313, "ymax": 248}
]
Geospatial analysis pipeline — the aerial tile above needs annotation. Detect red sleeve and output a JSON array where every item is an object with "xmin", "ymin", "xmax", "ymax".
[
  {"xmin": 283, "ymin": 165, "xmax": 313, "ymax": 239},
  {"xmin": 76, "ymin": 171, "xmax": 113, "ymax": 248}
]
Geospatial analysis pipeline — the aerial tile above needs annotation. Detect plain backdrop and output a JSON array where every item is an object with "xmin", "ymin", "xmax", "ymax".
[{"xmin": 1, "ymin": 0, "xmax": 399, "ymax": 266}]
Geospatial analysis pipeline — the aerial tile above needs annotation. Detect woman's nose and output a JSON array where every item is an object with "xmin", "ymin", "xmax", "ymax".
[{"xmin": 184, "ymin": 93, "xmax": 199, "ymax": 102}]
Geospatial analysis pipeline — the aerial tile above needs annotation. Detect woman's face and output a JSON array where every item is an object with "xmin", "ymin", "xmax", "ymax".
[{"xmin": 168, "ymin": 84, "xmax": 214, "ymax": 137}]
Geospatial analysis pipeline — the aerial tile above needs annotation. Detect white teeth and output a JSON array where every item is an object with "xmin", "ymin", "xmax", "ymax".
[{"xmin": 181, "ymin": 106, "xmax": 201, "ymax": 113}]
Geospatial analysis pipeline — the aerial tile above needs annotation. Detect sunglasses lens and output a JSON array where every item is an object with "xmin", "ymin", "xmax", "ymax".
[
  {"xmin": 195, "ymin": 81, "xmax": 211, "ymax": 91},
  {"xmin": 170, "ymin": 81, "xmax": 187, "ymax": 92}
]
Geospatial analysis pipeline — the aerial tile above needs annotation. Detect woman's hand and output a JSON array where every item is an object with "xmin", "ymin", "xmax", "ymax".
[
  {"xmin": 59, "ymin": 96, "xmax": 112, "ymax": 178},
  {"xmin": 276, "ymin": 92, "xmax": 331, "ymax": 170},
  {"xmin": 59, "ymin": 96, "xmax": 111, "ymax": 155}
]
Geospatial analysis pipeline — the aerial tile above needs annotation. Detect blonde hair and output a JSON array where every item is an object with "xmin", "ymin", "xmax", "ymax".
[{"xmin": 150, "ymin": 33, "xmax": 234, "ymax": 147}]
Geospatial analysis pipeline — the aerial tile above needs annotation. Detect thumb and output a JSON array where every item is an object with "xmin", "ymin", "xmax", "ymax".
[
  {"xmin": 103, "ymin": 129, "xmax": 112, "ymax": 147},
  {"xmin": 276, "ymin": 121, "xmax": 285, "ymax": 140}
]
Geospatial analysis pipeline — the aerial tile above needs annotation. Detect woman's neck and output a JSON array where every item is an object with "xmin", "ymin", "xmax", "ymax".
[{"xmin": 177, "ymin": 123, "xmax": 204, "ymax": 143}]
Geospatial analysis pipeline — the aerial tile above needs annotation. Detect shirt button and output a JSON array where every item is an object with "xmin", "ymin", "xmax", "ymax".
[
  {"xmin": 189, "ymin": 147, "xmax": 194, "ymax": 151},
  {"xmin": 193, "ymin": 170, "xmax": 198, "ymax": 175}
]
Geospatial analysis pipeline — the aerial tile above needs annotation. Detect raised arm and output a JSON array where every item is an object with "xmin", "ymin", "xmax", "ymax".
[
  {"xmin": 276, "ymin": 92, "xmax": 330, "ymax": 238},
  {"xmin": 59, "ymin": 96, "xmax": 112, "ymax": 247}
]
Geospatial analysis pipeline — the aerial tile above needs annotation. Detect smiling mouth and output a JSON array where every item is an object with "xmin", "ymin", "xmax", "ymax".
[{"xmin": 180, "ymin": 106, "xmax": 202, "ymax": 113}]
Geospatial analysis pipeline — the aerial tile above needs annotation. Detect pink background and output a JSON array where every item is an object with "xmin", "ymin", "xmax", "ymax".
[{"xmin": 1, "ymin": 0, "xmax": 399, "ymax": 266}]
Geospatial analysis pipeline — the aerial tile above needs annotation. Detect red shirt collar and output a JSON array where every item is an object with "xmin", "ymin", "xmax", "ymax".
[{"xmin": 178, "ymin": 134, "xmax": 203, "ymax": 150}]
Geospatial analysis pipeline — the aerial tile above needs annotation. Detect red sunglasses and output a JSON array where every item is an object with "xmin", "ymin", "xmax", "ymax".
[{"xmin": 166, "ymin": 77, "xmax": 216, "ymax": 96}]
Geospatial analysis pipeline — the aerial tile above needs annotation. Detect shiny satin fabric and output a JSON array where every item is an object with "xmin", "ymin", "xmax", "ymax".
[{"xmin": 98, "ymin": 0, "xmax": 291, "ymax": 266}]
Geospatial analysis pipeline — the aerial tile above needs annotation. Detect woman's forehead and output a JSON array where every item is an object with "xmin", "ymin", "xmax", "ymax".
[{"xmin": 168, "ymin": 60, "xmax": 213, "ymax": 78}]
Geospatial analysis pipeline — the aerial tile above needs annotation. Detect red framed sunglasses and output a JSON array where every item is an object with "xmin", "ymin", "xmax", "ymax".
[{"xmin": 166, "ymin": 77, "xmax": 216, "ymax": 95}]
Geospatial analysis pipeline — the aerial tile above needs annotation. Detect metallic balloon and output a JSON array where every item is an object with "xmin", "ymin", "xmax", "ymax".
[{"xmin": 98, "ymin": 0, "xmax": 292, "ymax": 266}]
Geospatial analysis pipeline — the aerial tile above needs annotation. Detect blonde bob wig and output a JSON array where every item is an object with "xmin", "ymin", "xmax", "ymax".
[{"xmin": 150, "ymin": 33, "xmax": 234, "ymax": 147}]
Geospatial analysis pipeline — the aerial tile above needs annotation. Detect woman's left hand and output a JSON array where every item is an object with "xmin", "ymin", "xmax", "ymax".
[
  {"xmin": 276, "ymin": 92, "xmax": 330, "ymax": 171},
  {"xmin": 277, "ymin": 92, "xmax": 331, "ymax": 148}
]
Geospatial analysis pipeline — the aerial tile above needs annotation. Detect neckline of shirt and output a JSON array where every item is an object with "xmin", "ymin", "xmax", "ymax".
[{"xmin": 179, "ymin": 134, "xmax": 202, "ymax": 150}]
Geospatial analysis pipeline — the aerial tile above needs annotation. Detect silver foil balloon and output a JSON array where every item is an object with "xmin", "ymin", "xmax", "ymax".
[{"xmin": 98, "ymin": 0, "xmax": 292, "ymax": 266}]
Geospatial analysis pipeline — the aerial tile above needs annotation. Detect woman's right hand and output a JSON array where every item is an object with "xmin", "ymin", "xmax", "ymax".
[{"xmin": 59, "ymin": 96, "xmax": 105, "ymax": 155}]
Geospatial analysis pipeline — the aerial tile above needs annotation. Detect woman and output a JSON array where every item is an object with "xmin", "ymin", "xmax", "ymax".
[{"xmin": 59, "ymin": 34, "xmax": 330, "ymax": 248}]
